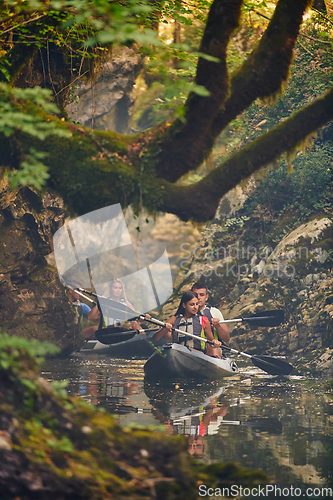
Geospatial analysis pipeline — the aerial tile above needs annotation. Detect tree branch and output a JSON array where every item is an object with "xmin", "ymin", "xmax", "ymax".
[
  {"xmin": 1, "ymin": 87, "xmax": 332, "ymax": 223},
  {"xmin": 207, "ymin": 0, "xmax": 313, "ymax": 152},
  {"xmin": 156, "ymin": 87, "xmax": 333, "ymax": 221},
  {"xmin": 154, "ymin": 0, "xmax": 312, "ymax": 183},
  {"xmin": 150, "ymin": 0, "xmax": 243, "ymax": 181},
  {"xmin": 0, "ymin": 7, "xmax": 77, "ymax": 26}
]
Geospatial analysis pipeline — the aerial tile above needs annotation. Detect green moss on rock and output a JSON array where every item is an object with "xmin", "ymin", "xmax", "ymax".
[{"xmin": 0, "ymin": 336, "xmax": 267, "ymax": 499}]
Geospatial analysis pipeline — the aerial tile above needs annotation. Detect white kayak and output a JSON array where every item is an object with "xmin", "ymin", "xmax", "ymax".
[{"xmin": 144, "ymin": 343, "xmax": 238, "ymax": 381}]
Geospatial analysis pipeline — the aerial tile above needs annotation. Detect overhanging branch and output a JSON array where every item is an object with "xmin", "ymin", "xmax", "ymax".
[
  {"xmin": 151, "ymin": 0, "xmax": 243, "ymax": 182},
  {"xmin": 207, "ymin": 0, "xmax": 313, "ymax": 153},
  {"xmin": 154, "ymin": 0, "xmax": 312, "ymax": 183},
  {"xmin": 156, "ymin": 87, "xmax": 333, "ymax": 222}
]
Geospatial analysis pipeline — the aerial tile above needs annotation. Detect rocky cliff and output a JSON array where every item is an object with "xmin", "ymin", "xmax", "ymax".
[
  {"xmin": 162, "ymin": 187, "xmax": 333, "ymax": 376},
  {"xmin": 66, "ymin": 47, "xmax": 143, "ymax": 134},
  {"xmin": 0, "ymin": 178, "xmax": 83, "ymax": 352}
]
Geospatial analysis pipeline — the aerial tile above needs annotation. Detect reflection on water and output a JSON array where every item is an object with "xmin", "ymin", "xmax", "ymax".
[{"xmin": 41, "ymin": 357, "xmax": 333, "ymax": 489}]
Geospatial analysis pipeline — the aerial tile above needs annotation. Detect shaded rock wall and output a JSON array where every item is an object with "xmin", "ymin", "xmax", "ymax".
[
  {"xmin": 162, "ymin": 209, "xmax": 333, "ymax": 376},
  {"xmin": 66, "ymin": 47, "xmax": 143, "ymax": 133},
  {"xmin": 0, "ymin": 179, "xmax": 83, "ymax": 351}
]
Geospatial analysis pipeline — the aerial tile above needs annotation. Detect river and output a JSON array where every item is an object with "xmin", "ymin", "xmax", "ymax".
[{"xmin": 41, "ymin": 354, "xmax": 333, "ymax": 496}]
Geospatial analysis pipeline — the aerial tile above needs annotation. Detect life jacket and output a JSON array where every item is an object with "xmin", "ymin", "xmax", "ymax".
[
  {"xmin": 201, "ymin": 306, "xmax": 219, "ymax": 341},
  {"xmin": 174, "ymin": 314, "xmax": 208, "ymax": 352}
]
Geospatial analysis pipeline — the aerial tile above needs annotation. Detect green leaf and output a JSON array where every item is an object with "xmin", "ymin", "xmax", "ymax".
[
  {"xmin": 192, "ymin": 84, "xmax": 211, "ymax": 97},
  {"xmin": 194, "ymin": 52, "xmax": 221, "ymax": 63}
]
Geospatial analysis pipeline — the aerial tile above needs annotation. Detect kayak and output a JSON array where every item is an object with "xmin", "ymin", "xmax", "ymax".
[
  {"xmin": 78, "ymin": 329, "xmax": 165, "ymax": 358},
  {"xmin": 144, "ymin": 343, "xmax": 238, "ymax": 381}
]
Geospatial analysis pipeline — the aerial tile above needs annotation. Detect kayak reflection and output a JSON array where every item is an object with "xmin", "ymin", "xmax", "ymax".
[
  {"xmin": 145, "ymin": 381, "xmax": 229, "ymax": 458},
  {"xmin": 144, "ymin": 381, "xmax": 283, "ymax": 457}
]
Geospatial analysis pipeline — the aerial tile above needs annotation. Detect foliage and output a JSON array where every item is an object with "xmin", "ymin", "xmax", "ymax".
[
  {"xmin": 324, "ymin": 379, "xmax": 333, "ymax": 392},
  {"xmin": 0, "ymin": 333, "xmax": 59, "ymax": 373},
  {"xmin": 0, "ymin": 336, "xmax": 268, "ymax": 498},
  {"xmin": 223, "ymin": 215, "xmax": 251, "ymax": 230},
  {"xmin": 0, "ymin": 333, "xmax": 60, "ymax": 409},
  {"xmin": 0, "ymin": 1, "xmax": 332, "ymax": 222},
  {"xmin": 133, "ymin": 0, "xmax": 277, "ymax": 128},
  {"xmin": 242, "ymin": 140, "xmax": 333, "ymax": 226},
  {"xmin": 0, "ymin": 0, "xmax": 216, "ymax": 186},
  {"xmin": 215, "ymin": 7, "xmax": 333, "ymax": 161},
  {"xmin": 0, "ymin": 83, "xmax": 70, "ymax": 189},
  {"xmin": 0, "ymin": 0, "xmax": 159, "ymax": 49},
  {"xmin": 212, "ymin": 6, "xmax": 333, "ymax": 241}
]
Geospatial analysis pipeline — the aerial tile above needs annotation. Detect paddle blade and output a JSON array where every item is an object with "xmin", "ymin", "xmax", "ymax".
[
  {"xmin": 95, "ymin": 329, "xmax": 138, "ymax": 345},
  {"xmin": 244, "ymin": 310, "xmax": 284, "ymax": 327},
  {"xmin": 97, "ymin": 296, "xmax": 138, "ymax": 321},
  {"xmin": 251, "ymin": 355, "xmax": 293, "ymax": 376}
]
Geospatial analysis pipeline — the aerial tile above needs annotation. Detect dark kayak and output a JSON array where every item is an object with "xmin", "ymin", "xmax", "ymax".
[
  {"xmin": 144, "ymin": 343, "xmax": 239, "ymax": 381},
  {"xmin": 78, "ymin": 328, "xmax": 165, "ymax": 358}
]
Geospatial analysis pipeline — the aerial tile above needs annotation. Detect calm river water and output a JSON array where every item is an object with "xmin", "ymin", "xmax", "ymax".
[{"xmin": 41, "ymin": 354, "xmax": 333, "ymax": 495}]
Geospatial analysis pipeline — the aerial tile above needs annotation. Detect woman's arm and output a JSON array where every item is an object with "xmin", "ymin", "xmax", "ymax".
[{"xmin": 153, "ymin": 316, "xmax": 176, "ymax": 340}]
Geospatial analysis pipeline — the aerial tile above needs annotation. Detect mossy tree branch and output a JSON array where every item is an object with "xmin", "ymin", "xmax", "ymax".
[
  {"xmin": 153, "ymin": 0, "xmax": 313, "ymax": 182},
  {"xmin": 1, "ymin": 0, "xmax": 333, "ymax": 224},
  {"xmin": 155, "ymin": 87, "xmax": 333, "ymax": 221},
  {"xmin": 1, "ymin": 84, "xmax": 333, "ymax": 221},
  {"xmin": 149, "ymin": 0, "xmax": 244, "ymax": 181}
]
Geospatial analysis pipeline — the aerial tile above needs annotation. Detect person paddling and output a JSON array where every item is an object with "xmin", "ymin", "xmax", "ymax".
[
  {"xmin": 191, "ymin": 282, "xmax": 230, "ymax": 358},
  {"xmin": 98, "ymin": 278, "xmax": 144, "ymax": 331},
  {"xmin": 68, "ymin": 289, "xmax": 99, "ymax": 339},
  {"xmin": 153, "ymin": 291, "xmax": 221, "ymax": 357}
]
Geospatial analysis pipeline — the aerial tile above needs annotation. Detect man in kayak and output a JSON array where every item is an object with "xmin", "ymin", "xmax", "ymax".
[
  {"xmin": 68, "ymin": 289, "xmax": 100, "ymax": 338},
  {"xmin": 153, "ymin": 291, "xmax": 221, "ymax": 357},
  {"xmin": 191, "ymin": 282, "xmax": 230, "ymax": 356}
]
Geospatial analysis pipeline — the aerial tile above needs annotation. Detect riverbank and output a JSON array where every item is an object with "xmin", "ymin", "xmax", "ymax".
[{"xmin": 0, "ymin": 335, "xmax": 267, "ymax": 499}]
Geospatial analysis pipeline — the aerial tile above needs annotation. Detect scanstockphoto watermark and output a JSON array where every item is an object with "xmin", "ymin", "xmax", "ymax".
[
  {"xmin": 179, "ymin": 242, "xmax": 326, "ymax": 281},
  {"xmin": 198, "ymin": 484, "xmax": 333, "ymax": 497}
]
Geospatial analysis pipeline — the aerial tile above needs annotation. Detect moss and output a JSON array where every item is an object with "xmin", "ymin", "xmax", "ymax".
[{"xmin": 0, "ymin": 337, "xmax": 268, "ymax": 498}]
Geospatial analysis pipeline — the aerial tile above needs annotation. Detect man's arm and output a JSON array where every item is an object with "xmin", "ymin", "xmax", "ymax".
[
  {"xmin": 210, "ymin": 307, "xmax": 230, "ymax": 343},
  {"xmin": 204, "ymin": 321, "xmax": 221, "ymax": 347},
  {"xmin": 87, "ymin": 304, "xmax": 100, "ymax": 321}
]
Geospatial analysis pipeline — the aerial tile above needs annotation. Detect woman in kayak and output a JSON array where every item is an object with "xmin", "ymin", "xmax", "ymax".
[
  {"xmin": 108, "ymin": 278, "xmax": 135, "ymax": 311},
  {"xmin": 153, "ymin": 291, "xmax": 221, "ymax": 357},
  {"xmin": 103, "ymin": 278, "xmax": 141, "ymax": 330}
]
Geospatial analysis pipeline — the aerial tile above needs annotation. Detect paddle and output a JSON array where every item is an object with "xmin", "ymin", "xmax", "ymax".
[
  {"xmin": 219, "ymin": 342, "xmax": 293, "ymax": 375},
  {"xmin": 95, "ymin": 328, "xmax": 153, "ymax": 345},
  {"xmin": 91, "ymin": 311, "xmax": 292, "ymax": 376},
  {"xmin": 218, "ymin": 309, "xmax": 284, "ymax": 328}
]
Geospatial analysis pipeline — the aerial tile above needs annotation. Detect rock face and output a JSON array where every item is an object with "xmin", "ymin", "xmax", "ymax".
[
  {"xmin": 66, "ymin": 47, "xmax": 143, "ymax": 133},
  {"xmin": 165, "ymin": 211, "xmax": 333, "ymax": 376},
  {"xmin": 0, "ymin": 179, "xmax": 83, "ymax": 351}
]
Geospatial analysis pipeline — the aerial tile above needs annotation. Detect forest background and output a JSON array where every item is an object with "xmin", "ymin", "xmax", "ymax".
[
  {"xmin": 0, "ymin": 0, "xmax": 333, "ymax": 366},
  {"xmin": 0, "ymin": 1, "xmax": 333, "ymax": 497}
]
